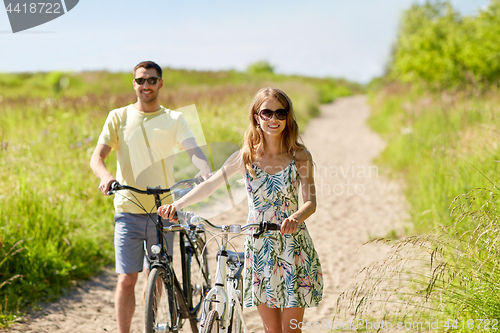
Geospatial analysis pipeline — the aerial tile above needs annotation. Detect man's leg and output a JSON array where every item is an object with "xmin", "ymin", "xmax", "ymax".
[
  {"xmin": 116, "ymin": 272, "xmax": 139, "ymax": 333},
  {"xmin": 114, "ymin": 213, "xmax": 150, "ymax": 333}
]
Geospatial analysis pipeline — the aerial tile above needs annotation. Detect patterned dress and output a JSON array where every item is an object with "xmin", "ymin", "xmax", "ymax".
[{"xmin": 243, "ymin": 158, "xmax": 323, "ymax": 308}]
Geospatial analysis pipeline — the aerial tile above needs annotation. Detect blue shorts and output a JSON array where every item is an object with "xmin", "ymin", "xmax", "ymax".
[{"xmin": 114, "ymin": 213, "xmax": 174, "ymax": 274}]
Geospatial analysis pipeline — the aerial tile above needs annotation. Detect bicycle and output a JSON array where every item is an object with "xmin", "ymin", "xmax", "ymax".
[
  {"xmin": 108, "ymin": 179, "xmax": 212, "ymax": 333},
  {"xmin": 178, "ymin": 214, "xmax": 281, "ymax": 333}
]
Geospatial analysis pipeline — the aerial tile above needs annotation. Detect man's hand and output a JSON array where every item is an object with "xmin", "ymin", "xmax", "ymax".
[
  {"xmin": 181, "ymin": 138, "xmax": 213, "ymax": 181},
  {"xmin": 158, "ymin": 204, "xmax": 179, "ymax": 221},
  {"xmin": 99, "ymin": 176, "xmax": 116, "ymax": 195},
  {"xmin": 196, "ymin": 168, "xmax": 214, "ymax": 181}
]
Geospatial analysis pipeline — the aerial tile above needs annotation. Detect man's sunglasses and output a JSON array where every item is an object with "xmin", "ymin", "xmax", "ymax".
[
  {"xmin": 258, "ymin": 109, "xmax": 288, "ymax": 121},
  {"xmin": 134, "ymin": 77, "xmax": 161, "ymax": 85}
]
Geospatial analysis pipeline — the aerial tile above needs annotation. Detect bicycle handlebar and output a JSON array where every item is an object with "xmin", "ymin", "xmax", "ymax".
[
  {"xmin": 177, "ymin": 211, "xmax": 280, "ymax": 238},
  {"xmin": 107, "ymin": 177, "xmax": 203, "ymax": 196},
  {"xmin": 106, "ymin": 180, "xmax": 280, "ymax": 238}
]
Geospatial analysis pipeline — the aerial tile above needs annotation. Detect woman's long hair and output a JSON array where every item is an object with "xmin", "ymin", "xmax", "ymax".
[{"xmin": 241, "ymin": 87, "xmax": 308, "ymax": 178}]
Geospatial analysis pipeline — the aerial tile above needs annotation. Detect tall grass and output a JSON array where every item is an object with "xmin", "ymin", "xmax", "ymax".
[
  {"xmin": 368, "ymin": 85, "xmax": 500, "ymax": 234},
  {"xmin": 0, "ymin": 68, "xmax": 359, "ymax": 326},
  {"xmin": 353, "ymin": 82, "xmax": 500, "ymax": 330},
  {"xmin": 337, "ymin": 187, "xmax": 500, "ymax": 331},
  {"xmin": 345, "ymin": 1, "xmax": 500, "ymax": 328}
]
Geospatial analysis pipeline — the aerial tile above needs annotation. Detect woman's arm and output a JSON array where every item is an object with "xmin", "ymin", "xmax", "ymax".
[
  {"xmin": 158, "ymin": 150, "xmax": 244, "ymax": 219},
  {"xmin": 280, "ymin": 149, "xmax": 317, "ymax": 234}
]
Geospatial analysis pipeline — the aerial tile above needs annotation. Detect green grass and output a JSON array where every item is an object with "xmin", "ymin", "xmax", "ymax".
[
  {"xmin": 336, "ymin": 1, "xmax": 500, "ymax": 329},
  {"xmin": 0, "ymin": 67, "xmax": 360, "ymax": 326},
  {"xmin": 368, "ymin": 86, "xmax": 500, "ymax": 234},
  {"xmin": 337, "ymin": 187, "xmax": 500, "ymax": 332},
  {"xmin": 337, "ymin": 85, "xmax": 500, "ymax": 330}
]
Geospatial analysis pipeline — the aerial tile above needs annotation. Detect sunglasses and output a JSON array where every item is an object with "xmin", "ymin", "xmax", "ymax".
[
  {"xmin": 258, "ymin": 108, "xmax": 288, "ymax": 121},
  {"xmin": 134, "ymin": 77, "xmax": 161, "ymax": 85}
]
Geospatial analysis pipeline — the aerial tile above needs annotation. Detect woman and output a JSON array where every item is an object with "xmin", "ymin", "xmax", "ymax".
[{"xmin": 158, "ymin": 87, "xmax": 323, "ymax": 333}]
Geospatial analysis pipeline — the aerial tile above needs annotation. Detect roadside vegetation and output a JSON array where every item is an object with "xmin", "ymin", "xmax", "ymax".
[
  {"xmin": 0, "ymin": 64, "xmax": 361, "ymax": 326},
  {"xmin": 338, "ymin": 1, "xmax": 500, "ymax": 330}
]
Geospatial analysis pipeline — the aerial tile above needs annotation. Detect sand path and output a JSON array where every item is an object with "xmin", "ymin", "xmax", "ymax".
[{"xmin": 4, "ymin": 95, "xmax": 406, "ymax": 333}]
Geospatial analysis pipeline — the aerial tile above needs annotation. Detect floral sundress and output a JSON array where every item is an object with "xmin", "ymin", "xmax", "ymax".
[{"xmin": 243, "ymin": 157, "xmax": 323, "ymax": 308}]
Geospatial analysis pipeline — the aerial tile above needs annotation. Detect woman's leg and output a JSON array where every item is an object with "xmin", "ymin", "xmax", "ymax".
[
  {"xmin": 281, "ymin": 307, "xmax": 305, "ymax": 333},
  {"xmin": 257, "ymin": 304, "xmax": 282, "ymax": 333}
]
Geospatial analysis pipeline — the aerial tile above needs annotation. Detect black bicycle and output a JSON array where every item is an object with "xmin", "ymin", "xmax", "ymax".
[{"xmin": 108, "ymin": 178, "xmax": 211, "ymax": 333}]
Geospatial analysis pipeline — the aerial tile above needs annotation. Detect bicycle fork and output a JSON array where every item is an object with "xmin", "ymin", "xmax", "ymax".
[{"xmin": 199, "ymin": 234, "xmax": 248, "ymax": 333}]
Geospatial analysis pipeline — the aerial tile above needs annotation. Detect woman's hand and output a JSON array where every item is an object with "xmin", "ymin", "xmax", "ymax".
[
  {"xmin": 280, "ymin": 217, "xmax": 300, "ymax": 235},
  {"xmin": 158, "ymin": 204, "xmax": 179, "ymax": 221}
]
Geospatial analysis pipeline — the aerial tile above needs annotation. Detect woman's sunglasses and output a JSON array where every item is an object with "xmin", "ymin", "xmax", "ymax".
[
  {"xmin": 258, "ymin": 109, "xmax": 288, "ymax": 121},
  {"xmin": 134, "ymin": 77, "xmax": 161, "ymax": 85}
]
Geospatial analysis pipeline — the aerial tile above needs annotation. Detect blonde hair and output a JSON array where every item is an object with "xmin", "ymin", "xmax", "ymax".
[{"xmin": 241, "ymin": 87, "xmax": 307, "ymax": 178}]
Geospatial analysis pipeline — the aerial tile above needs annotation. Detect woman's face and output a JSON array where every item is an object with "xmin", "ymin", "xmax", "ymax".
[{"xmin": 254, "ymin": 98, "xmax": 287, "ymax": 137}]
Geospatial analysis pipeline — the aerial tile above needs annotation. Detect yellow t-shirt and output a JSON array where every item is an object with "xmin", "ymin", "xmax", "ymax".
[{"xmin": 98, "ymin": 104, "xmax": 194, "ymax": 213}]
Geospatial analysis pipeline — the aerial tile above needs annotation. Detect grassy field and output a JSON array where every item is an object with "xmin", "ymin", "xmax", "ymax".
[
  {"xmin": 342, "ymin": 85, "xmax": 500, "ymax": 330},
  {"xmin": 368, "ymin": 84, "xmax": 499, "ymax": 233},
  {"xmin": 340, "ymin": 0, "xmax": 500, "ymax": 328},
  {"xmin": 0, "ymin": 67, "xmax": 361, "ymax": 326}
]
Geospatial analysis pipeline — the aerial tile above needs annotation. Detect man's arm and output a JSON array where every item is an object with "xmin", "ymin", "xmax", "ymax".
[
  {"xmin": 90, "ymin": 143, "xmax": 116, "ymax": 195},
  {"xmin": 181, "ymin": 138, "xmax": 213, "ymax": 180}
]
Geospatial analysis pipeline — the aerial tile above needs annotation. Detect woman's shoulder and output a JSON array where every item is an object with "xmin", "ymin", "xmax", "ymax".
[{"xmin": 294, "ymin": 148, "xmax": 312, "ymax": 163}]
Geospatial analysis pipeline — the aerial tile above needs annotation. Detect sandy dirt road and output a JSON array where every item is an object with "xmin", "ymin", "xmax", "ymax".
[{"xmin": 4, "ymin": 95, "xmax": 406, "ymax": 333}]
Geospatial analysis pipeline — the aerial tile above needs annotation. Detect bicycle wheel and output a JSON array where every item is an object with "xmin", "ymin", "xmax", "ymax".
[
  {"xmin": 202, "ymin": 310, "xmax": 219, "ymax": 333},
  {"xmin": 228, "ymin": 274, "xmax": 243, "ymax": 333},
  {"xmin": 145, "ymin": 267, "xmax": 178, "ymax": 333},
  {"xmin": 186, "ymin": 236, "xmax": 211, "ymax": 317}
]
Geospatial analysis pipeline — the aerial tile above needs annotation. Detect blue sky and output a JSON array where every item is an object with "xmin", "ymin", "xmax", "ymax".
[{"xmin": 0, "ymin": 0, "xmax": 491, "ymax": 83}]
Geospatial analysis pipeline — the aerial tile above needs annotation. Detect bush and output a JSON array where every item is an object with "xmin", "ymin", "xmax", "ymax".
[{"xmin": 389, "ymin": 0, "xmax": 500, "ymax": 90}]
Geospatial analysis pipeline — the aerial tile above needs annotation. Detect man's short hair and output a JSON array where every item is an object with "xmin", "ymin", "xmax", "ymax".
[{"xmin": 133, "ymin": 61, "xmax": 162, "ymax": 78}]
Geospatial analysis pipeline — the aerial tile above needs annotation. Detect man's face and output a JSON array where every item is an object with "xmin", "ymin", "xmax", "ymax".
[{"xmin": 133, "ymin": 67, "xmax": 163, "ymax": 104}]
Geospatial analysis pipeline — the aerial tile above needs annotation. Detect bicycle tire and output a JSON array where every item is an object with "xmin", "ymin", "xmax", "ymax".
[
  {"xmin": 227, "ymin": 274, "xmax": 244, "ymax": 333},
  {"xmin": 202, "ymin": 310, "xmax": 219, "ymax": 333},
  {"xmin": 145, "ymin": 267, "xmax": 178, "ymax": 333}
]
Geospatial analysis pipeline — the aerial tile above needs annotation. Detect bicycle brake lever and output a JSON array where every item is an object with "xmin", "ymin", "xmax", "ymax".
[
  {"xmin": 107, "ymin": 181, "xmax": 120, "ymax": 195},
  {"xmin": 253, "ymin": 222, "xmax": 266, "ymax": 238}
]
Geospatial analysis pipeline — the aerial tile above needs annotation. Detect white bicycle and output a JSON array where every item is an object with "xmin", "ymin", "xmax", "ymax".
[{"xmin": 178, "ymin": 212, "xmax": 280, "ymax": 333}]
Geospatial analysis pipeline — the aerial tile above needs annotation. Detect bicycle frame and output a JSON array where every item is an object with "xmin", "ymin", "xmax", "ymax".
[
  {"xmin": 108, "ymin": 180, "xmax": 210, "ymax": 333},
  {"xmin": 199, "ymin": 232, "xmax": 248, "ymax": 333},
  {"xmin": 195, "ymin": 220, "xmax": 280, "ymax": 333},
  {"xmin": 149, "ymin": 194, "xmax": 211, "ymax": 332}
]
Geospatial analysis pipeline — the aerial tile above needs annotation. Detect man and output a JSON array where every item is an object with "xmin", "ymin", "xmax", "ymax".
[{"xmin": 90, "ymin": 61, "xmax": 211, "ymax": 333}]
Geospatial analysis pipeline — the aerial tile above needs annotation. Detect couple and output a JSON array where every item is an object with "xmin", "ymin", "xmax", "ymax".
[{"xmin": 90, "ymin": 61, "xmax": 323, "ymax": 333}]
